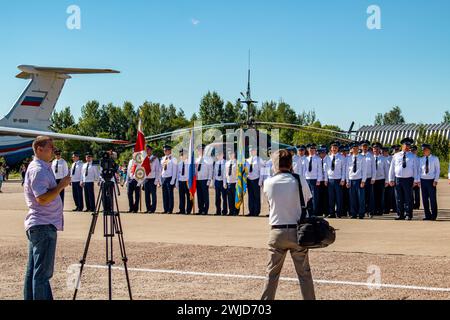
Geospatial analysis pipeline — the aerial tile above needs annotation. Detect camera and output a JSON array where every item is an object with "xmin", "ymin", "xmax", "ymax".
[{"xmin": 100, "ymin": 151, "xmax": 118, "ymax": 181}]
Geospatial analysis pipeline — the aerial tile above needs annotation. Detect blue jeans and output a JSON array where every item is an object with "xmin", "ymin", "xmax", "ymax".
[
  {"xmin": 349, "ymin": 179, "xmax": 365, "ymax": 218},
  {"xmin": 24, "ymin": 224, "xmax": 57, "ymax": 300},
  {"xmin": 421, "ymin": 179, "xmax": 438, "ymax": 219}
]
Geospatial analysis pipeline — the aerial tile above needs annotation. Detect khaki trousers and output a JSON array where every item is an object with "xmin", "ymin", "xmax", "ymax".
[{"xmin": 261, "ymin": 228, "xmax": 316, "ymax": 300}]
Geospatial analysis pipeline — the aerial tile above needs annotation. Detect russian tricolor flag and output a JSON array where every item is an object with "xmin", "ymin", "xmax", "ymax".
[{"xmin": 21, "ymin": 96, "xmax": 44, "ymax": 107}]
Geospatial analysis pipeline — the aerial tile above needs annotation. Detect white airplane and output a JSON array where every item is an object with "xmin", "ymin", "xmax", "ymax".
[{"xmin": 0, "ymin": 65, "xmax": 128, "ymax": 165}]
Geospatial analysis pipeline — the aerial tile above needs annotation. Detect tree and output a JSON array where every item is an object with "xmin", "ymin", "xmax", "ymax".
[
  {"xmin": 199, "ymin": 91, "xmax": 224, "ymax": 125},
  {"xmin": 443, "ymin": 111, "xmax": 450, "ymax": 124},
  {"xmin": 50, "ymin": 107, "xmax": 76, "ymax": 132},
  {"xmin": 374, "ymin": 106, "xmax": 405, "ymax": 125}
]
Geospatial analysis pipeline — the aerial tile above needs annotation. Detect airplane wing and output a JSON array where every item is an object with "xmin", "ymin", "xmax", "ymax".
[{"xmin": 0, "ymin": 126, "xmax": 129, "ymax": 145}]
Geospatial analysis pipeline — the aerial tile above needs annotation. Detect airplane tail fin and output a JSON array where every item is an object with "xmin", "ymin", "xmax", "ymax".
[{"xmin": 1, "ymin": 65, "xmax": 119, "ymax": 130}]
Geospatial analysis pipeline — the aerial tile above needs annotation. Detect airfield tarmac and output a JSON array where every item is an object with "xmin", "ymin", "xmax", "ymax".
[{"xmin": 0, "ymin": 180, "xmax": 449, "ymax": 300}]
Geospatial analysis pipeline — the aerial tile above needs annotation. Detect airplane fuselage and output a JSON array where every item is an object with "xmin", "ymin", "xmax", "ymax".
[{"xmin": 0, "ymin": 135, "xmax": 34, "ymax": 166}]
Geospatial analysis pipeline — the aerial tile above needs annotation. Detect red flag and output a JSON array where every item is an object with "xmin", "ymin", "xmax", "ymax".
[{"xmin": 131, "ymin": 119, "xmax": 151, "ymax": 176}]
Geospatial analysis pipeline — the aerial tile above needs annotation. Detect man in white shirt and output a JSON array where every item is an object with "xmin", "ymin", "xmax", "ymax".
[
  {"xmin": 246, "ymin": 146, "xmax": 264, "ymax": 216},
  {"xmin": 372, "ymin": 143, "xmax": 390, "ymax": 216},
  {"xmin": 324, "ymin": 141, "xmax": 345, "ymax": 218},
  {"xmin": 196, "ymin": 144, "xmax": 213, "ymax": 215},
  {"xmin": 70, "ymin": 152, "xmax": 84, "ymax": 212},
  {"xmin": 51, "ymin": 149, "xmax": 69, "ymax": 203},
  {"xmin": 340, "ymin": 144, "xmax": 350, "ymax": 217},
  {"xmin": 303, "ymin": 144, "xmax": 323, "ymax": 217},
  {"xmin": 383, "ymin": 147, "xmax": 395, "ymax": 214},
  {"xmin": 212, "ymin": 149, "xmax": 228, "ymax": 216},
  {"xmin": 411, "ymin": 145, "xmax": 421, "ymax": 210},
  {"xmin": 317, "ymin": 147, "xmax": 329, "ymax": 217},
  {"xmin": 261, "ymin": 149, "xmax": 315, "ymax": 301},
  {"xmin": 360, "ymin": 140, "xmax": 376, "ymax": 217},
  {"xmin": 161, "ymin": 145, "xmax": 177, "ymax": 214},
  {"xmin": 176, "ymin": 149, "xmax": 192, "ymax": 215},
  {"xmin": 143, "ymin": 145, "xmax": 161, "ymax": 214},
  {"xmin": 418, "ymin": 144, "xmax": 440, "ymax": 221},
  {"xmin": 81, "ymin": 152, "xmax": 99, "ymax": 212},
  {"xmin": 225, "ymin": 151, "xmax": 238, "ymax": 216},
  {"xmin": 346, "ymin": 142, "xmax": 367, "ymax": 219},
  {"xmin": 125, "ymin": 158, "xmax": 140, "ymax": 213},
  {"xmin": 388, "ymin": 137, "xmax": 420, "ymax": 220},
  {"xmin": 293, "ymin": 145, "xmax": 307, "ymax": 176}
]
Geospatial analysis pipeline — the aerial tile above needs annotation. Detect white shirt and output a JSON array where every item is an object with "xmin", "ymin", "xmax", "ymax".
[
  {"xmin": 373, "ymin": 155, "xmax": 390, "ymax": 181},
  {"xmin": 361, "ymin": 152, "xmax": 376, "ymax": 180},
  {"xmin": 324, "ymin": 153, "xmax": 345, "ymax": 181},
  {"xmin": 346, "ymin": 154, "xmax": 367, "ymax": 182},
  {"xmin": 161, "ymin": 155, "xmax": 177, "ymax": 185},
  {"xmin": 419, "ymin": 155, "xmax": 440, "ymax": 182},
  {"xmin": 70, "ymin": 160, "xmax": 84, "ymax": 183},
  {"xmin": 196, "ymin": 157, "xmax": 213, "ymax": 182},
  {"xmin": 388, "ymin": 151, "xmax": 419, "ymax": 182},
  {"xmin": 303, "ymin": 155, "xmax": 324, "ymax": 181},
  {"xmin": 145, "ymin": 155, "xmax": 161, "ymax": 183},
  {"xmin": 263, "ymin": 159, "xmax": 274, "ymax": 182},
  {"xmin": 212, "ymin": 159, "xmax": 226, "ymax": 182},
  {"xmin": 247, "ymin": 156, "xmax": 264, "ymax": 183},
  {"xmin": 264, "ymin": 173, "xmax": 312, "ymax": 226},
  {"xmin": 52, "ymin": 158, "xmax": 69, "ymax": 180},
  {"xmin": 225, "ymin": 159, "xmax": 237, "ymax": 184},
  {"xmin": 177, "ymin": 160, "xmax": 189, "ymax": 183},
  {"xmin": 82, "ymin": 161, "xmax": 99, "ymax": 183}
]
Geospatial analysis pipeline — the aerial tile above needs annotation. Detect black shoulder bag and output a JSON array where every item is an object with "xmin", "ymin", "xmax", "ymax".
[{"xmin": 291, "ymin": 173, "xmax": 336, "ymax": 249}]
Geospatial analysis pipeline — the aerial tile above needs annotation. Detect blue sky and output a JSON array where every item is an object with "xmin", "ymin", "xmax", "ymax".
[{"xmin": 0, "ymin": 0, "xmax": 449, "ymax": 130}]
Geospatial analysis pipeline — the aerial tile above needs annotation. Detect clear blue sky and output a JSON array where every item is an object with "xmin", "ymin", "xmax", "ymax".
[{"xmin": 0, "ymin": 0, "xmax": 449, "ymax": 130}]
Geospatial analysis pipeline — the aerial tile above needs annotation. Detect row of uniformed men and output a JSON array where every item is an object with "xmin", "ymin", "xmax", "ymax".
[{"xmin": 126, "ymin": 138, "xmax": 441, "ymax": 220}]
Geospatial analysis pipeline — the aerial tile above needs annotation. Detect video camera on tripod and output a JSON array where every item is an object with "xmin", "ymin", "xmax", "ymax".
[{"xmin": 73, "ymin": 150, "xmax": 132, "ymax": 300}]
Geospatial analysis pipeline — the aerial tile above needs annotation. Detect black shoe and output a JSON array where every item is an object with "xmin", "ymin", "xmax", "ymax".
[
  {"xmin": 215, "ymin": 213, "xmax": 221, "ymax": 216},
  {"xmin": 72, "ymin": 208, "xmax": 79, "ymax": 212},
  {"xmin": 395, "ymin": 216, "xmax": 406, "ymax": 221},
  {"xmin": 83, "ymin": 209, "xmax": 90, "ymax": 212},
  {"xmin": 406, "ymin": 216, "xmax": 413, "ymax": 221},
  {"xmin": 423, "ymin": 217, "xmax": 431, "ymax": 221},
  {"xmin": 359, "ymin": 216, "xmax": 364, "ymax": 220},
  {"xmin": 350, "ymin": 216, "xmax": 357, "ymax": 219}
]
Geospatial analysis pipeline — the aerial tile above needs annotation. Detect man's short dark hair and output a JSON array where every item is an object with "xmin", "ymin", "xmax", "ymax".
[
  {"xmin": 272, "ymin": 149, "xmax": 292, "ymax": 173},
  {"xmin": 32, "ymin": 136, "xmax": 53, "ymax": 154}
]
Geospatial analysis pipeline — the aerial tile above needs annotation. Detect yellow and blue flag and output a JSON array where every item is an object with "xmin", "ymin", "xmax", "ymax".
[{"xmin": 235, "ymin": 129, "xmax": 248, "ymax": 210}]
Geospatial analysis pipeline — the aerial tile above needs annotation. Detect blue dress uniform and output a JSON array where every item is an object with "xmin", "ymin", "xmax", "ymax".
[
  {"xmin": 144, "ymin": 147, "xmax": 161, "ymax": 213},
  {"xmin": 70, "ymin": 153, "xmax": 84, "ymax": 212},
  {"xmin": 303, "ymin": 144, "xmax": 324, "ymax": 217},
  {"xmin": 177, "ymin": 151, "xmax": 192, "ymax": 215},
  {"xmin": 346, "ymin": 142, "xmax": 368, "ymax": 219},
  {"xmin": 196, "ymin": 145, "xmax": 213, "ymax": 215},
  {"xmin": 246, "ymin": 147, "xmax": 264, "ymax": 216},
  {"xmin": 161, "ymin": 146, "xmax": 177, "ymax": 214},
  {"xmin": 81, "ymin": 153, "xmax": 99, "ymax": 212},
  {"xmin": 126, "ymin": 159, "xmax": 141, "ymax": 213},
  {"xmin": 388, "ymin": 138, "xmax": 420, "ymax": 220},
  {"xmin": 372, "ymin": 144, "xmax": 390, "ymax": 216},
  {"xmin": 213, "ymin": 156, "xmax": 228, "ymax": 215},
  {"xmin": 419, "ymin": 144, "xmax": 440, "ymax": 220},
  {"xmin": 360, "ymin": 140, "xmax": 376, "ymax": 216},
  {"xmin": 324, "ymin": 142, "xmax": 345, "ymax": 218}
]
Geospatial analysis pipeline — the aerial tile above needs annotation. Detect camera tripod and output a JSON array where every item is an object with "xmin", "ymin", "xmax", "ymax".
[{"xmin": 73, "ymin": 179, "xmax": 132, "ymax": 300}]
